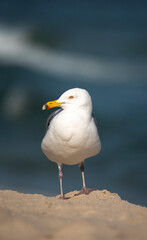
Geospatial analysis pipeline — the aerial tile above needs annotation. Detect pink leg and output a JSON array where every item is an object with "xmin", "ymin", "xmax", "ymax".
[
  {"xmin": 58, "ymin": 164, "xmax": 70, "ymax": 200},
  {"xmin": 75, "ymin": 162, "xmax": 96, "ymax": 196}
]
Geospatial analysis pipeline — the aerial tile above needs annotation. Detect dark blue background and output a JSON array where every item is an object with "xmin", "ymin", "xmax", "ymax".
[{"xmin": 0, "ymin": 0, "xmax": 147, "ymax": 206}]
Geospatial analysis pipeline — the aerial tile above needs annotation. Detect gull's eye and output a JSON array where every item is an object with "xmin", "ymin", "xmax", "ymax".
[{"xmin": 68, "ymin": 96, "xmax": 74, "ymax": 99}]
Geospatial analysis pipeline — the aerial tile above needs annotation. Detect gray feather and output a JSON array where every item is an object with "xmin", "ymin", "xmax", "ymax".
[
  {"xmin": 93, "ymin": 116, "xmax": 98, "ymax": 127},
  {"xmin": 46, "ymin": 109, "xmax": 63, "ymax": 131}
]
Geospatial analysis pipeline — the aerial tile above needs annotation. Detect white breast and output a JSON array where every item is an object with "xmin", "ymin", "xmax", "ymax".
[{"xmin": 41, "ymin": 109, "xmax": 101, "ymax": 165}]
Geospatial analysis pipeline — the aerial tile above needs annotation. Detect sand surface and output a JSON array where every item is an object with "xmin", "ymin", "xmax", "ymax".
[{"xmin": 0, "ymin": 189, "xmax": 147, "ymax": 240}]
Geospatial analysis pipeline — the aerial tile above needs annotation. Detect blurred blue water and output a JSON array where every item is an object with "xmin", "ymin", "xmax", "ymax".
[
  {"xmin": 0, "ymin": 0, "xmax": 147, "ymax": 206},
  {"xmin": 0, "ymin": 65, "xmax": 147, "ymax": 206}
]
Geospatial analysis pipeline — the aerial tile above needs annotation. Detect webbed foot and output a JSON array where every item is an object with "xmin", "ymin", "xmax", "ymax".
[{"xmin": 74, "ymin": 187, "xmax": 96, "ymax": 196}]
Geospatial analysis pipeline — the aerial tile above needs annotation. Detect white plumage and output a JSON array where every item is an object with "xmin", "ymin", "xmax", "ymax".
[{"xmin": 41, "ymin": 88, "xmax": 101, "ymax": 198}]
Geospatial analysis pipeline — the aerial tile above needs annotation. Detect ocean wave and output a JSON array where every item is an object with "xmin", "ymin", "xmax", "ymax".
[{"xmin": 0, "ymin": 26, "xmax": 146, "ymax": 83}]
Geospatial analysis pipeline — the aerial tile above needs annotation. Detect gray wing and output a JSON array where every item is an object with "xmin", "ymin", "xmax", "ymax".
[
  {"xmin": 46, "ymin": 108, "xmax": 63, "ymax": 131},
  {"xmin": 93, "ymin": 116, "xmax": 98, "ymax": 127}
]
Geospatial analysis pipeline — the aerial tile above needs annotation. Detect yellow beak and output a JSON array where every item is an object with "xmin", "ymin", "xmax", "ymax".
[{"xmin": 42, "ymin": 99, "xmax": 63, "ymax": 110}]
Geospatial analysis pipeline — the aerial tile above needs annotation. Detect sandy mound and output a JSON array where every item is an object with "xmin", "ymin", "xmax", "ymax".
[{"xmin": 0, "ymin": 189, "xmax": 146, "ymax": 240}]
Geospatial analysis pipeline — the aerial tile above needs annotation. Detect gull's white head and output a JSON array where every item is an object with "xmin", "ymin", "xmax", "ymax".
[
  {"xmin": 58, "ymin": 88, "xmax": 92, "ymax": 112},
  {"xmin": 42, "ymin": 88, "xmax": 92, "ymax": 114}
]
